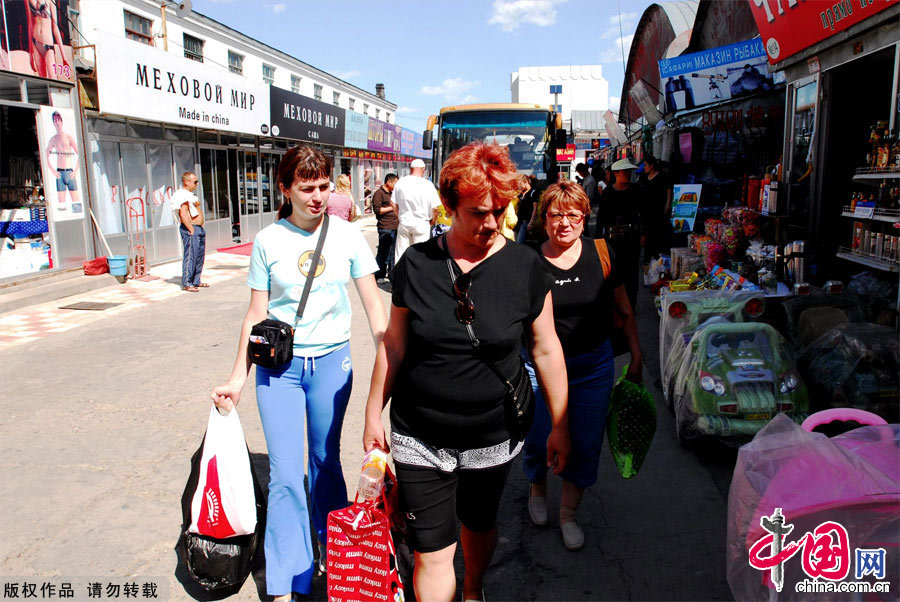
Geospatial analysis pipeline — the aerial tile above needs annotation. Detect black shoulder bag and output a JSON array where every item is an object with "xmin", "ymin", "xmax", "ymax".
[
  {"xmin": 444, "ymin": 256, "xmax": 535, "ymax": 442},
  {"xmin": 248, "ymin": 214, "xmax": 329, "ymax": 369}
]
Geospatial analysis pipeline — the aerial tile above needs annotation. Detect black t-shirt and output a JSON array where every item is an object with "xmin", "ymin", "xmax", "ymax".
[
  {"xmin": 516, "ymin": 188, "xmax": 537, "ymax": 225},
  {"xmin": 390, "ymin": 237, "xmax": 554, "ymax": 450},
  {"xmin": 597, "ymin": 184, "xmax": 642, "ymax": 229},
  {"xmin": 535, "ymin": 237, "xmax": 621, "ymax": 356},
  {"xmin": 641, "ymin": 173, "xmax": 672, "ymax": 231}
]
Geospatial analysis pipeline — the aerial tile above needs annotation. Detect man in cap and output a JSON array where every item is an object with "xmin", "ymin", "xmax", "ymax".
[{"xmin": 393, "ymin": 158, "xmax": 441, "ymax": 261}]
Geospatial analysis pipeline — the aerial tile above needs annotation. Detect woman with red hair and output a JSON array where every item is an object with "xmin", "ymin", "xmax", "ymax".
[{"xmin": 364, "ymin": 142, "xmax": 571, "ymax": 601}]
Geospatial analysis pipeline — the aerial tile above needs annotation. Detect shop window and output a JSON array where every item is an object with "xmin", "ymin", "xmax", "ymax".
[
  {"xmin": 221, "ymin": 134, "xmax": 239, "ymax": 146},
  {"xmin": 124, "ymin": 10, "xmax": 153, "ymax": 45},
  {"xmin": 375, "ymin": 108, "xmax": 380, "ymax": 120},
  {"xmin": 24, "ymin": 81, "xmax": 49, "ymax": 105},
  {"xmin": 88, "ymin": 116, "xmax": 127, "ymax": 137},
  {"xmin": 348, "ymin": 98, "xmax": 355, "ymax": 111},
  {"xmin": 333, "ymin": 91, "xmax": 340, "ymax": 107},
  {"xmin": 291, "ymin": 75, "xmax": 302, "ymax": 94},
  {"xmin": 120, "ymin": 142, "xmax": 150, "ymax": 228},
  {"xmin": 173, "ymin": 145, "xmax": 197, "ymax": 212},
  {"xmin": 363, "ymin": 103, "xmax": 369, "ymax": 115},
  {"xmin": 228, "ymin": 51, "xmax": 244, "ymax": 75},
  {"xmin": 164, "ymin": 126, "xmax": 194, "ymax": 142},
  {"xmin": 314, "ymin": 84, "xmax": 323, "ymax": 101},
  {"xmin": 183, "ymin": 34, "xmax": 204, "ymax": 63},
  {"xmin": 127, "ymin": 121, "xmax": 163, "ymax": 140},
  {"xmin": 0, "ymin": 74, "xmax": 22, "ymax": 101},
  {"xmin": 90, "ymin": 139, "xmax": 126, "ymax": 236},
  {"xmin": 148, "ymin": 144, "xmax": 176, "ymax": 227},
  {"xmin": 262, "ymin": 64, "xmax": 275, "ymax": 85},
  {"xmin": 386, "ymin": 112, "xmax": 391, "ymax": 123}
]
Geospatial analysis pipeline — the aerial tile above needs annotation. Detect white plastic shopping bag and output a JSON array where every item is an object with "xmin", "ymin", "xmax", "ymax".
[{"xmin": 187, "ymin": 406, "xmax": 257, "ymax": 538}]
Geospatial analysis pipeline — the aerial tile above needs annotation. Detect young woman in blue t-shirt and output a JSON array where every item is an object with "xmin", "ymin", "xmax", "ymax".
[{"xmin": 211, "ymin": 145, "xmax": 387, "ymax": 600}]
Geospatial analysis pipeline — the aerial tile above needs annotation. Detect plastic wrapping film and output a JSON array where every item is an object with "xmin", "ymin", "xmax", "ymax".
[
  {"xmin": 798, "ymin": 323, "xmax": 900, "ymax": 424},
  {"xmin": 778, "ymin": 292, "xmax": 866, "ymax": 351},
  {"xmin": 659, "ymin": 290, "xmax": 807, "ymax": 443},
  {"xmin": 727, "ymin": 415, "xmax": 900, "ymax": 601}
]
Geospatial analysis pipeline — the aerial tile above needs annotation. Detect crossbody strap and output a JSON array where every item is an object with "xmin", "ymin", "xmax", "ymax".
[
  {"xmin": 444, "ymin": 253, "xmax": 514, "ymax": 393},
  {"xmin": 593, "ymin": 238, "xmax": 611, "ymax": 279},
  {"xmin": 294, "ymin": 214, "xmax": 329, "ymax": 325}
]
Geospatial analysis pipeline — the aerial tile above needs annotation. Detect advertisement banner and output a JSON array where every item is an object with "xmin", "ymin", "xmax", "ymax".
[
  {"xmin": 400, "ymin": 128, "xmax": 415, "ymax": 156},
  {"xmin": 671, "ymin": 184, "xmax": 702, "ymax": 233},
  {"xmin": 344, "ymin": 110, "xmax": 369, "ymax": 149},
  {"xmin": 35, "ymin": 106, "xmax": 84, "ymax": 222},
  {"xmin": 556, "ymin": 144, "xmax": 575, "ymax": 162},
  {"xmin": 269, "ymin": 85, "xmax": 344, "ymax": 145},
  {"xmin": 747, "ymin": 0, "xmax": 898, "ymax": 64},
  {"xmin": 367, "ymin": 118, "xmax": 401, "ymax": 153},
  {"xmin": 658, "ymin": 39, "xmax": 774, "ymax": 113},
  {"xmin": 1, "ymin": 0, "xmax": 74, "ymax": 83},
  {"xmin": 412, "ymin": 132, "xmax": 430, "ymax": 159},
  {"xmin": 94, "ymin": 32, "xmax": 269, "ymax": 136}
]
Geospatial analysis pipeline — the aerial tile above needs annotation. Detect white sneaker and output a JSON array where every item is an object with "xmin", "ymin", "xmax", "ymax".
[
  {"xmin": 560, "ymin": 520, "xmax": 584, "ymax": 551},
  {"xmin": 527, "ymin": 490, "xmax": 548, "ymax": 526}
]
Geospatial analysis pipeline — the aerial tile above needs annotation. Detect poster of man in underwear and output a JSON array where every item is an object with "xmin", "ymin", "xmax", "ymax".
[{"xmin": 36, "ymin": 106, "xmax": 84, "ymax": 221}]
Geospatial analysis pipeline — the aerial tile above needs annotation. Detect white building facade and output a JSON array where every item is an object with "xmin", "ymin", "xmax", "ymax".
[
  {"xmin": 75, "ymin": 0, "xmax": 400, "ymax": 263},
  {"xmin": 510, "ymin": 65, "xmax": 609, "ymax": 126}
]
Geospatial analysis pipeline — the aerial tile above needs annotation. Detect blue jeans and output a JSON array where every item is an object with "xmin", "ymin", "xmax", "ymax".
[
  {"xmin": 522, "ymin": 340, "xmax": 615, "ymax": 488},
  {"xmin": 179, "ymin": 225, "xmax": 205, "ymax": 288},
  {"xmin": 374, "ymin": 228, "xmax": 396, "ymax": 280},
  {"xmin": 255, "ymin": 344, "xmax": 353, "ymax": 595}
]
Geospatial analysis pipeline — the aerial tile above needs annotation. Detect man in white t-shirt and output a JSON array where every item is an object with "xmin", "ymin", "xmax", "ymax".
[
  {"xmin": 393, "ymin": 158, "xmax": 441, "ymax": 261},
  {"xmin": 174, "ymin": 172, "xmax": 206, "ymax": 291}
]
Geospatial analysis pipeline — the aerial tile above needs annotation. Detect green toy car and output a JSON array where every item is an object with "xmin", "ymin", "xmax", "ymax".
[{"xmin": 670, "ymin": 322, "xmax": 808, "ymax": 444}]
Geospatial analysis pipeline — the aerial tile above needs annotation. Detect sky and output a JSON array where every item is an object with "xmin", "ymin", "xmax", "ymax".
[{"xmin": 193, "ymin": 0, "xmax": 657, "ymax": 133}]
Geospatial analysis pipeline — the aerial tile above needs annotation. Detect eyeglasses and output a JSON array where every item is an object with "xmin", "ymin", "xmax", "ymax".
[
  {"xmin": 452, "ymin": 272, "xmax": 475, "ymax": 325},
  {"xmin": 546, "ymin": 211, "xmax": 585, "ymax": 225}
]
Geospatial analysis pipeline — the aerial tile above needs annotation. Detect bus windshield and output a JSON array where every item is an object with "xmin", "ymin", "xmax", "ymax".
[{"xmin": 439, "ymin": 110, "xmax": 552, "ymax": 177}]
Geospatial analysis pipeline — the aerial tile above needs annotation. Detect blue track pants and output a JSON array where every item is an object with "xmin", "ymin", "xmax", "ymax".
[{"xmin": 255, "ymin": 343, "xmax": 353, "ymax": 596}]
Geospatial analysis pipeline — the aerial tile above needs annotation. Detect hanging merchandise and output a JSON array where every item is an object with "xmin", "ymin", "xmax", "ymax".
[
  {"xmin": 177, "ymin": 407, "xmax": 265, "ymax": 594},
  {"xmin": 606, "ymin": 366, "xmax": 657, "ymax": 479}
]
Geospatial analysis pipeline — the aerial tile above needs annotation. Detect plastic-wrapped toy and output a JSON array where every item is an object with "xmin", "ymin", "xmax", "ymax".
[
  {"xmin": 706, "ymin": 242, "xmax": 727, "ymax": 272},
  {"xmin": 798, "ymin": 323, "xmax": 899, "ymax": 423},
  {"xmin": 705, "ymin": 218, "xmax": 723, "ymax": 239},
  {"xmin": 727, "ymin": 413, "xmax": 899, "ymax": 601},
  {"xmin": 669, "ymin": 322, "xmax": 808, "ymax": 443}
]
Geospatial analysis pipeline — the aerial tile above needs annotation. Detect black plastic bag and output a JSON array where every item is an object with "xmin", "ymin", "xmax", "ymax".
[{"xmin": 176, "ymin": 430, "xmax": 266, "ymax": 594}]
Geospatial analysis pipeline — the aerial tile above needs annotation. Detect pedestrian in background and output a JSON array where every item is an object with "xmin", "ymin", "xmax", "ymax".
[
  {"xmin": 174, "ymin": 171, "xmax": 206, "ymax": 292},
  {"xmin": 363, "ymin": 142, "xmax": 570, "ymax": 602},
  {"xmin": 327, "ymin": 174, "xmax": 358, "ymax": 221},
  {"xmin": 522, "ymin": 180, "xmax": 642, "ymax": 551},
  {"xmin": 575, "ymin": 163, "xmax": 598, "ymax": 209},
  {"xmin": 595, "ymin": 159, "xmax": 642, "ymax": 308},
  {"xmin": 211, "ymin": 145, "xmax": 387, "ymax": 601},
  {"xmin": 394, "ymin": 158, "xmax": 442, "ymax": 261},
  {"xmin": 639, "ymin": 155, "xmax": 674, "ymax": 261},
  {"xmin": 373, "ymin": 173, "xmax": 398, "ymax": 282},
  {"xmin": 515, "ymin": 174, "xmax": 537, "ymax": 244}
]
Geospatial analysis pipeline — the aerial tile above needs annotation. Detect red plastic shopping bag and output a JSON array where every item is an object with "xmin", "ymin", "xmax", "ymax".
[
  {"xmin": 326, "ymin": 466, "xmax": 405, "ymax": 601},
  {"xmin": 187, "ymin": 406, "xmax": 257, "ymax": 538}
]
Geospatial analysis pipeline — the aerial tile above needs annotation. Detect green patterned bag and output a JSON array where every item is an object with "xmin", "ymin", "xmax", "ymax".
[{"xmin": 606, "ymin": 366, "xmax": 657, "ymax": 479}]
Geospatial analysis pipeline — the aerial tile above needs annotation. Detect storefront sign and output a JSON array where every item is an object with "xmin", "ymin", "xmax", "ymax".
[
  {"xmin": 747, "ymin": 0, "xmax": 898, "ymax": 64},
  {"xmin": 412, "ymin": 132, "xmax": 430, "ymax": 159},
  {"xmin": 556, "ymin": 144, "xmax": 576, "ymax": 162},
  {"xmin": 341, "ymin": 148, "xmax": 404, "ymax": 161},
  {"xmin": 658, "ymin": 39, "xmax": 774, "ymax": 113},
  {"xmin": 671, "ymin": 184, "xmax": 702, "ymax": 233},
  {"xmin": 344, "ymin": 110, "xmax": 369, "ymax": 149},
  {"xmin": 367, "ymin": 118, "xmax": 401, "ymax": 153},
  {"xmin": 35, "ymin": 106, "xmax": 84, "ymax": 222},
  {"xmin": 1, "ymin": 0, "xmax": 75, "ymax": 83},
  {"xmin": 269, "ymin": 86, "xmax": 344, "ymax": 146},
  {"xmin": 400, "ymin": 128, "xmax": 415, "ymax": 156},
  {"xmin": 94, "ymin": 32, "xmax": 269, "ymax": 136}
]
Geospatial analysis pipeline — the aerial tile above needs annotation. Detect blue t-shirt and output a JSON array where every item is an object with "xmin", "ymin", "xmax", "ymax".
[{"xmin": 247, "ymin": 217, "xmax": 377, "ymax": 356}]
